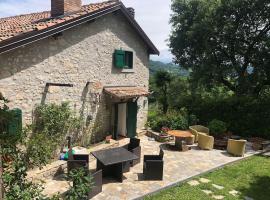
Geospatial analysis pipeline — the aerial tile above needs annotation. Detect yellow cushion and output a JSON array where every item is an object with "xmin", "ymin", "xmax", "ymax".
[
  {"xmin": 227, "ymin": 139, "xmax": 246, "ymax": 157},
  {"xmin": 189, "ymin": 125, "xmax": 209, "ymax": 142},
  {"xmin": 198, "ymin": 132, "xmax": 214, "ymax": 150}
]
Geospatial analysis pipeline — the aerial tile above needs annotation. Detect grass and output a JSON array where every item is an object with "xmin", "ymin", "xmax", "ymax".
[{"xmin": 145, "ymin": 155, "xmax": 270, "ymax": 200}]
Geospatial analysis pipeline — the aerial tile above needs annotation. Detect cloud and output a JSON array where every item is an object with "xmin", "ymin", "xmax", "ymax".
[{"xmin": 0, "ymin": 0, "xmax": 173, "ymax": 62}]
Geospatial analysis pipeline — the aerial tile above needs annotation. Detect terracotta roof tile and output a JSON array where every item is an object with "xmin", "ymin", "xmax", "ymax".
[
  {"xmin": 0, "ymin": 0, "xmax": 118, "ymax": 42},
  {"xmin": 104, "ymin": 87, "xmax": 149, "ymax": 99}
]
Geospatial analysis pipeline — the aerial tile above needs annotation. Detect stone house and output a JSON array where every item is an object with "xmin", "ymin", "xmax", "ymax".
[{"xmin": 0, "ymin": 0, "xmax": 159, "ymax": 144}]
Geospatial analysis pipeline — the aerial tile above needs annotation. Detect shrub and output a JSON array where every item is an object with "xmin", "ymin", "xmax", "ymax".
[
  {"xmin": 147, "ymin": 109, "xmax": 189, "ymax": 132},
  {"xmin": 26, "ymin": 133, "xmax": 55, "ymax": 168},
  {"xmin": 183, "ymin": 95, "xmax": 270, "ymax": 139},
  {"xmin": 34, "ymin": 102, "xmax": 72, "ymax": 137},
  {"xmin": 188, "ymin": 114, "xmax": 198, "ymax": 126},
  {"xmin": 25, "ymin": 102, "xmax": 83, "ymax": 168},
  {"xmin": 167, "ymin": 112, "xmax": 188, "ymax": 130},
  {"xmin": 148, "ymin": 115, "xmax": 171, "ymax": 132},
  {"xmin": 66, "ymin": 168, "xmax": 93, "ymax": 200},
  {"xmin": 2, "ymin": 146, "xmax": 45, "ymax": 200},
  {"xmin": 208, "ymin": 119, "xmax": 227, "ymax": 137}
]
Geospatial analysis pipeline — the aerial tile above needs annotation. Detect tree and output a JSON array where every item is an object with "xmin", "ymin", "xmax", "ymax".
[
  {"xmin": 170, "ymin": 0, "xmax": 270, "ymax": 96},
  {"xmin": 154, "ymin": 70, "xmax": 172, "ymax": 114}
]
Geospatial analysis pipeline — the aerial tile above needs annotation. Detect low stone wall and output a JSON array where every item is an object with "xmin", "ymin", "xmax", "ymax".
[
  {"xmin": 27, "ymin": 139, "xmax": 119, "ymax": 182},
  {"xmin": 146, "ymin": 129, "xmax": 172, "ymax": 143},
  {"xmin": 137, "ymin": 129, "xmax": 147, "ymax": 137}
]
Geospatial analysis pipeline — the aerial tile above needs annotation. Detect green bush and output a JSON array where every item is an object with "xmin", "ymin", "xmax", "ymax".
[
  {"xmin": 148, "ymin": 115, "xmax": 171, "ymax": 132},
  {"xmin": 26, "ymin": 133, "xmax": 55, "ymax": 168},
  {"xmin": 185, "ymin": 96, "xmax": 270, "ymax": 139},
  {"xmin": 25, "ymin": 102, "xmax": 82, "ymax": 168},
  {"xmin": 2, "ymin": 146, "xmax": 45, "ymax": 200},
  {"xmin": 167, "ymin": 112, "xmax": 188, "ymax": 130},
  {"xmin": 34, "ymin": 102, "xmax": 72, "ymax": 136},
  {"xmin": 208, "ymin": 119, "xmax": 227, "ymax": 137},
  {"xmin": 147, "ymin": 110, "xmax": 189, "ymax": 132},
  {"xmin": 66, "ymin": 168, "xmax": 93, "ymax": 200}
]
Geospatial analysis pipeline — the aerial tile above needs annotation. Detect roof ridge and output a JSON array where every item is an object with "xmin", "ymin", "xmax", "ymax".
[{"xmin": 0, "ymin": 0, "xmax": 159, "ymax": 55}]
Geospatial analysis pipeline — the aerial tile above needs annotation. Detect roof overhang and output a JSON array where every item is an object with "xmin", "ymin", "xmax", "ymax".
[
  {"xmin": 104, "ymin": 86, "xmax": 149, "ymax": 100},
  {"xmin": 0, "ymin": 2, "xmax": 159, "ymax": 55}
]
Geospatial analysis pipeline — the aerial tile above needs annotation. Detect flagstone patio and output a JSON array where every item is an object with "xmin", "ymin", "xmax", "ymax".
[{"xmin": 42, "ymin": 135, "xmax": 259, "ymax": 200}]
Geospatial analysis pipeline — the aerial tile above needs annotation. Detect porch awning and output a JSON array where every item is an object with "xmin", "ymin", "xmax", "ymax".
[{"xmin": 104, "ymin": 86, "xmax": 149, "ymax": 99}]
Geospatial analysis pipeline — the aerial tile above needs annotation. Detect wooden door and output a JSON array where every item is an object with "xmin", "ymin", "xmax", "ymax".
[{"xmin": 126, "ymin": 101, "xmax": 138, "ymax": 138}]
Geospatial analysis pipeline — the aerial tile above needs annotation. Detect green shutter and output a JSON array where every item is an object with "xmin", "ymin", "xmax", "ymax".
[
  {"xmin": 126, "ymin": 102, "xmax": 137, "ymax": 138},
  {"xmin": 8, "ymin": 108, "xmax": 22, "ymax": 136},
  {"xmin": 114, "ymin": 50, "xmax": 125, "ymax": 68}
]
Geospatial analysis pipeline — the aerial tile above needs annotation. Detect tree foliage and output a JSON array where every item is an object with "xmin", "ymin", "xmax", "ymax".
[
  {"xmin": 170, "ymin": 0, "xmax": 270, "ymax": 96},
  {"xmin": 153, "ymin": 70, "xmax": 172, "ymax": 114}
]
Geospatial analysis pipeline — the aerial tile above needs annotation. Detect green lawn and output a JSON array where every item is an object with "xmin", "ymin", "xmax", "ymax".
[{"xmin": 145, "ymin": 155, "xmax": 270, "ymax": 200}]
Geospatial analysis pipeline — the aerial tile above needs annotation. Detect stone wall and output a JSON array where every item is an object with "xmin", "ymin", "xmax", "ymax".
[{"xmin": 0, "ymin": 12, "xmax": 150, "ymax": 144}]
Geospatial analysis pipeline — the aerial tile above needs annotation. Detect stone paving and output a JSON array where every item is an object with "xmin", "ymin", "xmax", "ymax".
[{"xmin": 43, "ymin": 135, "xmax": 258, "ymax": 200}]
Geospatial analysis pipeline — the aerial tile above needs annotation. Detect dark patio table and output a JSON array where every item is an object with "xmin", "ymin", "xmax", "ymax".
[{"xmin": 91, "ymin": 147, "xmax": 138, "ymax": 182}]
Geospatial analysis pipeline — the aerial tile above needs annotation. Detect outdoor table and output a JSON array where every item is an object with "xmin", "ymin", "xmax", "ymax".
[
  {"xmin": 91, "ymin": 147, "xmax": 138, "ymax": 182},
  {"xmin": 167, "ymin": 130, "xmax": 193, "ymax": 151}
]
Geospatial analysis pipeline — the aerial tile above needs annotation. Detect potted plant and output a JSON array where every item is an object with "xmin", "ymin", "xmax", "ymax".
[
  {"xmin": 157, "ymin": 127, "xmax": 171, "ymax": 142},
  {"xmin": 209, "ymin": 119, "xmax": 228, "ymax": 149},
  {"xmin": 105, "ymin": 135, "xmax": 112, "ymax": 144}
]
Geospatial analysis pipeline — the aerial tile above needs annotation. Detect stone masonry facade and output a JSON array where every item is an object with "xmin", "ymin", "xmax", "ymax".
[{"xmin": 0, "ymin": 12, "xmax": 149, "ymax": 145}]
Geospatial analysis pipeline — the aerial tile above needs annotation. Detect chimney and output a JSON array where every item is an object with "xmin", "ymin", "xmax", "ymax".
[
  {"xmin": 51, "ymin": 0, "xmax": 82, "ymax": 17},
  {"xmin": 127, "ymin": 7, "xmax": 135, "ymax": 18}
]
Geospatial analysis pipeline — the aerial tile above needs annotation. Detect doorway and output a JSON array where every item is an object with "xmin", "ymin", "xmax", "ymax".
[{"xmin": 113, "ymin": 101, "xmax": 137, "ymax": 139}]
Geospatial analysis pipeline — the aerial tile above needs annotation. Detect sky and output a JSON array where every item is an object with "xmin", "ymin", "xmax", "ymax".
[{"xmin": 0, "ymin": 0, "xmax": 173, "ymax": 63}]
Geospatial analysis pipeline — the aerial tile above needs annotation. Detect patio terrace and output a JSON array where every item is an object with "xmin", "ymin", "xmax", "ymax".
[{"xmin": 42, "ymin": 135, "xmax": 258, "ymax": 200}]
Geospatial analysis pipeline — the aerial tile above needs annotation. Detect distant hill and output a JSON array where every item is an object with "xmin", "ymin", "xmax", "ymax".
[{"xmin": 149, "ymin": 60, "xmax": 189, "ymax": 76}]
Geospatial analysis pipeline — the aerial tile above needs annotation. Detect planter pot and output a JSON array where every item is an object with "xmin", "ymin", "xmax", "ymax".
[
  {"xmin": 146, "ymin": 130, "xmax": 171, "ymax": 143},
  {"xmin": 156, "ymin": 135, "xmax": 170, "ymax": 143},
  {"xmin": 105, "ymin": 135, "xmax": 112, "ymax": 144}
]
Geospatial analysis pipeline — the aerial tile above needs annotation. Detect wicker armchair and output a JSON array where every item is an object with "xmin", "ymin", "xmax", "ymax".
[
  {"xmin": 67, "ymin": 151, "xmax": 90, "ymax": 174},
  {"xmin": 123, "ymin": 138, "xmax": 141, "ymax": 166},
  {"xmin": 227, "ymin": 139, "xmax": 247, "ymax": 157},
  {"xmin": 197, "ymin": 132, "xmax": 214, "ymax": 150},
  {"xmin": 143, "ymin": 149, "xmax": 164, "ymax": 180},
  {"xmin": 67, "ymin": 160, "xmax": 88, "ymax": 174},
  {"xmin": 189, "ymin": 125, "xmax": 210, "ymax": 142},
  {"xmin": 88, "ymin": 170, "xmax": 103, "ymax": 199}
]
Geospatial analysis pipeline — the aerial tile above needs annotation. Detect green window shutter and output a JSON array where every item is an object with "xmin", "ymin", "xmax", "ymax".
[
  {"xmin": 125, "ymin": 51, "xmax": 133, "ymax": 69},
  {"xmin": 114, "ymin": 50, "xmax": 125, "ymax": 68},
  {"xmin": 8, "ymin": 108, "xmax": 22, "ymax": 136}
]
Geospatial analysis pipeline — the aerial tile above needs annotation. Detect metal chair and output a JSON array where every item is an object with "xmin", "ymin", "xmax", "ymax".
[{"xmin": 143, "ymin": 148, "xmax": 164, "ymax": 180}]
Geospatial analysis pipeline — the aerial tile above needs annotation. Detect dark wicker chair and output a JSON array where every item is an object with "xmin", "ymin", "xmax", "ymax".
[
  {"xmin": 123, "ymin": 138, "xmax": 141, "ymax": 166},
  {"xmin": 143, "ymin": 149, "xmax": 164, "ymax": 180},
  {"xmin": 73, "ymin": 154, "xmax": 89, "ymax": 165},
  {"xmin": 88, "ymin": 170, "xmax": 103, "ymax": 199},
  {"xmin": 67, "ymin": 160, "xmax": 88, "ymax": 174},
  {"xmin": 67, "ymin": 150, "xmax": 90, "ymax": 174}
]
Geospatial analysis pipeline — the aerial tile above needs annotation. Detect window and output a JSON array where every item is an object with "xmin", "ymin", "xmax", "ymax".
[{"xmin": 114, "ymin": 49, "xmax": 133, "ymax": 69}]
